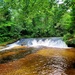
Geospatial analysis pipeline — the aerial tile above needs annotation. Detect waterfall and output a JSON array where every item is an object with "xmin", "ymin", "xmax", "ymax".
[
  {"xmin": 8, "ymin": 37, "xmax": 68, "ymax": 48},
  {"xmin": 1, "ymin": 37, "xmax": 69, "ymax": 51},
  {"xmin": 26, "ymin": 38, "xmax": 68, "ymax": 48}
]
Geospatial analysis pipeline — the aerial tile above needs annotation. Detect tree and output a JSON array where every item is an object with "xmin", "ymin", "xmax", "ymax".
[{"xmin": 0, "ymin": 0, "xmax": 75, "ymax": 46}]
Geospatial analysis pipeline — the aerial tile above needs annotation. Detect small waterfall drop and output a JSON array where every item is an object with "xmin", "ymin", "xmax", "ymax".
[
  {"xmin": 8, "ymin": 37, "xmax": 68, "ymax": 48},
  {"xmin": 27, "ymin": 38, "xmax": 68, "ymax": 48},
  {"xmin": 1, "ymin": 37, "xmax": 69, "ymax": 51}
]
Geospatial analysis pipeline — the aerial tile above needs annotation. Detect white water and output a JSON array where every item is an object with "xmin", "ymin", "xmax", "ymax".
[
  {"xmin": 0, "ymin": 38, "xmax": 69, "ymax": 51},
  {"xmin": 27, "ymin": 39, "xmax": 68, "ymax": 48},
  {"xmin": 0, "ymin": 41, "xmax": 20, "ymax": 51}
]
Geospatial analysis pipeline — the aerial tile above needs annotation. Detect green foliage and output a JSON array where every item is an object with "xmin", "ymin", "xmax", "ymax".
[{"xmin": 0, "ymin": 0, "xmax": 75, "ymax": 45}]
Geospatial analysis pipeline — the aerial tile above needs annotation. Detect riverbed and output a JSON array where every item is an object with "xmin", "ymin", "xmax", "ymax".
[{"xmin": 0, "ymin": 46, "xmax": 75, "ymax": 75}]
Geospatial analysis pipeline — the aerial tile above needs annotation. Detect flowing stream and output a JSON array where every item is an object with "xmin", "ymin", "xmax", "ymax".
[
  {"xmin": 0, "ymin": 37, "xmax": 75, "ymax": 75},
  {"xmin": 1, "ymin": 37, "xmax": 69, "ymax": 51},
  {"xmin": 8, "ymin": 37, "xmax": 68, "ymax": 48}
]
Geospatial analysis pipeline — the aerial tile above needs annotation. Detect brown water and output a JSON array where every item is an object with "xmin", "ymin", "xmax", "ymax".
[{"xmin": 0, "ymin": 46, "xmax": 75, "ymax": 75}]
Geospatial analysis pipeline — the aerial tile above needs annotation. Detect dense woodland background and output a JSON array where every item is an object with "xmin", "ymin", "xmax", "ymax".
[{"xmin": 0, "ymin": 0, "xmax": 75, "ymax": 46}]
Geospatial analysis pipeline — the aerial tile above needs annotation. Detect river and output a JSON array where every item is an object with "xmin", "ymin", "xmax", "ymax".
[
  {"xmin": 0, "ymin": 38, "xmax": 75, "ymax": 75},
  {"xmin": 0, "ymin": 47, "xmax": 75, "ymax": 75}
]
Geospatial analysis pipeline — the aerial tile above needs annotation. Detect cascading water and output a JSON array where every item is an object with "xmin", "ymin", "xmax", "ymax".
[
  {"xmin": 27, "ymin": 38, "xmax": 68, "ymax": 48},
  {"xmin": 1, "ymin": 37, "xmax": 69, "ymax": 51}
]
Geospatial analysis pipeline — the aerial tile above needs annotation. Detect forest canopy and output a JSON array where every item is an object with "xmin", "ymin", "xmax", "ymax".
[{"xmin": 0, "ymin": 0, "xmax": 75, "ymax": 45}]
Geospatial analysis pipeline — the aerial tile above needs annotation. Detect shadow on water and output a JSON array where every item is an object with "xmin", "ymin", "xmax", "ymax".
[{"xmin": 0, "ymin": 47, "xmax": 41, "ymax": 64}]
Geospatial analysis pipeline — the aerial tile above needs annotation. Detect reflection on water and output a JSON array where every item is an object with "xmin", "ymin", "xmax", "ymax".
[
  {"xmin": 0, "ymin": 47, "xmax": 75, "ymax": 75},
  {"xmin": 0, "ymin": 47, "xmax": 39, "ymax": 64}
]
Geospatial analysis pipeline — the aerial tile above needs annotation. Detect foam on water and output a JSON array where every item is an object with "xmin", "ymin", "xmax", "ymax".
[
  {"xmin": 0, "ymin": 37, "xmax": 69, "ymax": 51},
  {"xmin": 0, "ymin": 41, "xmax": 20, "ymax": 51},
  {"xmin": 27, "ymin": 38, "xmax": 68, "ymax": 48}
]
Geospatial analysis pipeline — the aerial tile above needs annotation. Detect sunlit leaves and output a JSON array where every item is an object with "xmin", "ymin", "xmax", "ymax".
[
  {"xmin": 60, "ymin": 13, "xmax": 72, "ymax": 29},
  {"xmin": 3, "ymin": 0, "xmax": 11, "ymax": 2}
]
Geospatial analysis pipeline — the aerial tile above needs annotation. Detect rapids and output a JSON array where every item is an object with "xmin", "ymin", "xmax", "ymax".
[{"xmin": 1, "ymin": 37, "xmax": 69, "ymax": 51}]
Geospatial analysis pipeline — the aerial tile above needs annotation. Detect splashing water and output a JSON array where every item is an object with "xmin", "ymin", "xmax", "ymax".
[
  {"xmin": 27, "ymin": 38, "xmax": 68, "ymax": 48},
  {"xmin": 1, "ymin": 37, "xmax": 69, "ymax": 51}
]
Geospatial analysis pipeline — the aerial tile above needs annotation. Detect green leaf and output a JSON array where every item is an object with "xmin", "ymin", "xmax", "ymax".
[{"xmin": 4, "ymin": 0, "xmax": 11, "ymax": 2}]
